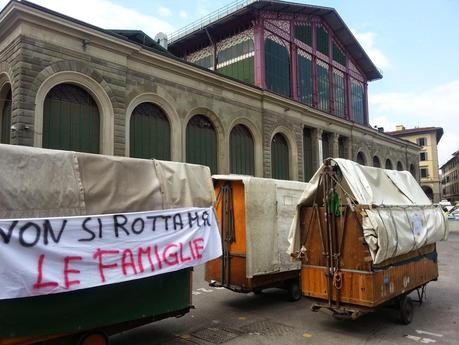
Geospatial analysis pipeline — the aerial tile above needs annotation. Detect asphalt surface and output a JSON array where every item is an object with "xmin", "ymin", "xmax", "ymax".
[{"xmin": 112, "ymin": 232, "xmax": 459, "ymax": 345}]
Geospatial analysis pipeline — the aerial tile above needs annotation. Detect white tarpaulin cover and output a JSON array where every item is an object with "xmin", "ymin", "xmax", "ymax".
[
  {"xmin": 213, "ymin": 175, "xmax": 309, "ymax": 277},
  {"xmin": 0, "ymin": 144, "xmax": 221, "ymax": 299},
  {"xmin": 288, "ymin": 158, "xmax": 448, "ymax": 264}
]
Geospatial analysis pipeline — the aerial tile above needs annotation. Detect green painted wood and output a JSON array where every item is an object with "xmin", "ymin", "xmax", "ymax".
[
  {"xmin": 230, "ymin": 124, "xmax": 254, "ymax": 175},
  {"xmin": 351, "ymin": 80, "xmax": 364, "ymax": 124},
  {"xmin": 316, "ymin": 26, "xmax": 329, "ymax": 55},
  {"xmin": 271, "ymin": 133, "xmax": 289, "ymax": 180},
  {"xmin": 43, "ymin": 84, "xmax": 100, "ymax": 153},
  {"xmin": 294, "ymin": 25, "xmax": 312, "ymax": 46},
  {"xmin": 303, "ymin": 128, "xmax": 313, "ymax": 182},
  {"xmin": 186, "ymin": 115, "xmax": 217, "ymax": 173},
  {"xmin": 317, "ymin": 64, "xmax": 330, "ymax": 112},
  {"xmin": 0, "ymin": 269, "xmax": 191, "ymax": 339},
  {"xmin": 217, "ymin": 57, "xmax": 254, "ymax": 84},
  {"xmin": 298, "ymin": 54, "xmax": 313, "ymax": 106},
  {"xmin": 130, "ymin": 103, "xmax": 171, "ymax": 160},
  {"xmin": 265, "ymin": 38, "xmax": 290, "ymax": 97},
  {"xmin": 333, "ymin": 72, "xmax": 345, "ymax": 117},
  {"xmin": 1, "ymin": 89, "xmax": 11, "ymax": 144}
]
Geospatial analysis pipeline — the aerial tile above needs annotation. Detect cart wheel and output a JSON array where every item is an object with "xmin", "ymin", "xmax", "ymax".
[
  {"xmin": 287, "ymin": 280, "xmax": 302, "ymax": 302},
  {"xmin": 253, "ymin": 288, "xmax": 263, "ymax": 295},
  {"xmin": 399, "ymin": 296, "xmax": 414, "ymax": 325},
  {"xmin": 78, "ymin": 332, "xmax": 109, "ymax": 345}
]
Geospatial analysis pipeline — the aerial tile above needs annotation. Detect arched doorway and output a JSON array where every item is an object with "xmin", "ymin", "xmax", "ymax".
[
  {"xmin": 130, "ymin": 102, "xmax": 170, "ymax": 160},
  {"xmin": 422, "ymin": 186, "xmax": 434, "ymax": 200},
  {"xmin": 373, "ymin": 156, "xmax": 381, "ymax": 168},
  {"xmin": 385, "ymin": 159, "xmax": 393, "ymax": 170},
  {"xmin": 230, "ymin": 124, "xmax": 254, "ymax": 175},
  {"xmin": 43, "ymin": 83, "xmax": 100, "ymax": 153},
  {"xmin": 271, "ymin": 133, "xmax": 289, "ymax": 180},
  {"xmin": 1, "ymin": 87, "xmax": 11, "ymax": 144},
  {"xmin": 186, "ymin": 115, "xmax": 217, "ymax": 173},
  {"xmin": 356, "ymin": 151, "xmax": 366, "ymax": 165},
  {"xmin": 397, "ymin": 161, "xmax": 403, "ymax": 171}
]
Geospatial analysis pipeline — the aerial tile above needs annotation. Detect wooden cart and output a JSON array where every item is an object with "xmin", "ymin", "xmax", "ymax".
[
  {"xmin": 291, "ymin": 159, "xmax": 447, "ymax": 323},
  {"xmin": 0, "ymin": 145, "xmax": 216, "ymax": 345},
  {"xmin": 206, "ymin": 176, "xmax": 308, "ymax": 300}
]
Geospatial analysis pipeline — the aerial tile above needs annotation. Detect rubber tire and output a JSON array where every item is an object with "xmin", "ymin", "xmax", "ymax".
[
  {"xmin": 399, "ymin": 296, "xmax": 414, "ymax": 325},
  {"xmin": 78, "ymin": 332, "xmax": 110, "ymax": 345},
  {"xmin": 287, "ymin": 280, "xmax": 302, "ymax": 302}
]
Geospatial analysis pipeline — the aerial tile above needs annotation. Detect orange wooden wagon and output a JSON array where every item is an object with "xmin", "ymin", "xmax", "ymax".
[{"xmin": 288, "ymin": 158, "xmax": 448, "ymax": 323}]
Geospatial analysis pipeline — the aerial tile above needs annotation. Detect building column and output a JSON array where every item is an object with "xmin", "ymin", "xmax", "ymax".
[
  {"xmin": 313, "ymin": 128, "xmax": 323, "ymax": 169},
  {"xmin": 331, "ymin": 133, "xmax": 339, "ymax": 158},
  {"xmin": 254, "ymin": 19, "xmax": 265, "ymax": 89}
]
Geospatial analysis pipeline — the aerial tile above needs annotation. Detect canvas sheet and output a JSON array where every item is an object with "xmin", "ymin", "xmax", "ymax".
[
  {"xmin": 213, "ymin": 176, "xmax": 307, "ymax": 277},
  {"xmin": 0, "ymin": 144, "xmax": 215, "ymax": 217},
  {"xmin": 288, "ymin": 158, "xmax": 448, "ymax": 263},
  {"xmin": 0, "ymin": 207, "xmax": 221, "ymax": 299}
]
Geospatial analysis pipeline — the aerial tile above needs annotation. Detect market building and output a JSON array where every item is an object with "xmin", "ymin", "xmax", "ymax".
[
  {"xmin": 441, "ymin": 151, "xmax": 459, "ymax": 203},
  {"xmin": 0, "ymin": 0, "xmax": 419, "ymax": 182},
  {"xmin": 387, "ymin": 125, "xmax": 443, "ymax": 202}
]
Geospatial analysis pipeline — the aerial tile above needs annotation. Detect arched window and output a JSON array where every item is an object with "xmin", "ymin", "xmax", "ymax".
[
  {"xmin": 356, "ymin": 151, "xmax": 366, "ymax": 166},
  {"xmin": 265, "ymin": 38, "xmax": 290, "ymax": 97},
  {"xmin": 397, "ymin": 161, "xmax": 403, "ymax": 171},
  {"xmin": 230, "ymin": 124, "xmax": 254, "ymax": 175},
  {"xmin": 373, "ymin": 156, "xmax": 381, "ymax": 168},
  {"xmin": 130, "ymin": 102, "xmax": 170, "ymax": 160},
  {"xmin": 43, "ymin": 83, "xmax": 100, "ymax": 153},
  {"xmin": 271, "ymin": 133, "xmax": 289, "ymax": 180},
  {"xmin": 1, "ymin": 88, "xmax": 11, "ymax": 144},
  {"xmin": 186, "ymin": 115, "xmax": 217, "ymax": 173},
  {"xmin": 385, "ymin": 159, "xmax": 393, "ymax": 170}
]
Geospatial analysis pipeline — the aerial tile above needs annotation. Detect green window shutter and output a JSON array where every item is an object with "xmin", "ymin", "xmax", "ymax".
[
  {"xmin": 316, "ymin": 26, "xmax": 329, "ymax": 55},
  {"xmin": 322, "ymin": 132, "xmax": 330, "ymax": 160},
  {"xmin": 186, "ymin": 115, "xmax": 217, "ymax": 173},
  {"xmin": 230, "ymin": 124, "xmax": 255, "ymax": 175},
  {"xmin": 43, "ymin": 84, "xmax": 99, "ymax": 153},
  {"xmin": 217, "ymin": 57, "xmax": 255, "ymax": 84},
  {"xmin": 303, "ymin": 128, "xmax": 313, "ymax": 181},
  {"xmin": 130, "ymin": 103, "xmax": 171, "ymax": 160},
  {"xmin": 265, "ymin": 38, "xmax": 290, "ymax": 97},
  {"xmin": 271, "ymin": 133, "xmax": 289, "ymax": 180},
  {"xmin": 298, "ymin": 54, "xmax": 313, "ymax": 106},
  {"xmin": 317, "ymin": 63, "xmax": 330, "ymax": 112},
  {"xmin": 1, "ymin": 89, "xmax": 11, "ymax": 144},
  {"xmin": 332, "ymin": 42, "xmax": 346, "ymax": 65},
  {"xmin": 333, "ymin": 72, "xmax": 345, "ymax": 117},
  {"xmin": 351, "ymin": 80, "xmax": 364, "ymax": 124},
  {"xmin": 294, "ymin": 25, "xmax": 312, "ymax": 46}
]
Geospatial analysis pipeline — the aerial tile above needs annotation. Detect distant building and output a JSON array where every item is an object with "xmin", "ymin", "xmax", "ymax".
[
  {"xmin": 0, "ymin": 0, "xmax": 419, "ymax": 181},
  {"xmin": 440, "ymin": 151, "xmax": 459, "ymax": 202},
  {"xmin": 387, "ymin": 125, "xmax": 443, "ymax": 202}
]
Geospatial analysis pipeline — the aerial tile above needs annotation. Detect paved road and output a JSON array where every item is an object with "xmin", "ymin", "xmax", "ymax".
[{"xmin": 112, "ymin": 233, "xmax": 459, "ymax": 345}]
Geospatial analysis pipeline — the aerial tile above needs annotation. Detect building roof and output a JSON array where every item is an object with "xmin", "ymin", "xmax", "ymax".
[
  {"xmin": 440, "ymin": 150, "xmax": 459, "ymax": 170},
  {"xmin": 386, "ymin": 127, "xmax": 444, "ymax": 144},
  {"xmin": 168, "ymin": 0, "xmax": 383, "ymax": 81}
]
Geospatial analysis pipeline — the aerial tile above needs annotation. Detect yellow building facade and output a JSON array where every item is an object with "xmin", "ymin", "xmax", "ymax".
[{"xmin": 387, "ymin": 126, "xmax": 443, "ymax": 202}]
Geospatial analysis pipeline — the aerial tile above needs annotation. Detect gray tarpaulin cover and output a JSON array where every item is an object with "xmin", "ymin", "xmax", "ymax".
[
  {"xmin": 213, "ymin": 175, "xmax": 309, "ymax": 277},
  {"xmin": 288, "ymin": 158, "xmax": 448, "ymax": 264},
  {"xmin": 0, "ymin": 144, "xmax": 215, "ymax": 218}
]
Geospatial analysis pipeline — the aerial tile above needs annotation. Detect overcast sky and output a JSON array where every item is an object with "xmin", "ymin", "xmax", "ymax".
[{"xmin": 1, "ymin": 0, "xmax": 457, "ymax": 165}]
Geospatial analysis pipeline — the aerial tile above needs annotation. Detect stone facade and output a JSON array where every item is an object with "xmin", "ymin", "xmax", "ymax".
[{"xmin": 0, "ymin": 1, "xmax": 419, "ymax": 182}]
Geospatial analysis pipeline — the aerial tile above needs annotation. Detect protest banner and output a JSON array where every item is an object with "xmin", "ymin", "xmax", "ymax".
[{"xmin": 0, "ymin": 207, "xmax": 222, "ymax": 299}]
